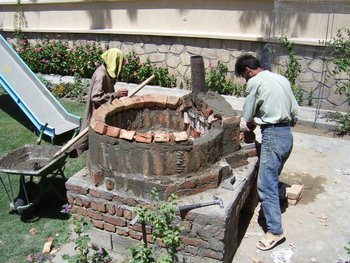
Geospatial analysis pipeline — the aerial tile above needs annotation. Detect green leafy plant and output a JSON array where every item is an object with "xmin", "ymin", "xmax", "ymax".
[
  {"xmin": 324, "ymin": 27, "xmax": 350, "ymax": 105},
  {"xmin": 120, "ymin": 51, "xmax": 176, "ymax": 87},
  {"xmin": 129, "ymin": 188, "xmax": 183, "ymax": 263},
  {"xmin": 335, "ymin": 111, "xmax": 350, "ymax": 136},
  {"xmin": 152, "ymin": 66, "xmax": 176, "ymax": 88},
  {"xmin": 50, "ymin": 74, "xmax": 88, "ymax": 102},
  {"xmin": 206, "ymin": 62, "xmax": 245, "ymax": 96},
  {"xmin": 15, "ymin": 37, "xmax": 105, "ymax": 78},
  {"xmin": 13, "ymin": 0, "xmax": 27, "ymax": 45},
  {"xmin": 62, "ymin": 204, "xmax": 111, "ymax": 263},
  {"xmin": 308, "ymin": 90, "xmax": 314, "ymax": 106},
  {"xmin": 345, "ymin": 241, "xmax": 350, "ymax": 255},
  {"xmin": 281, "ymin": 37, "xmax": 303, "ymax": 105}
]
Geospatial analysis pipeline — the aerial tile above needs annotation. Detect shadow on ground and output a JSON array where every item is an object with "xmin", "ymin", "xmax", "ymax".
[{"xmin": 15, "ymin": 177, "xmax": 69, "ymax": 222}]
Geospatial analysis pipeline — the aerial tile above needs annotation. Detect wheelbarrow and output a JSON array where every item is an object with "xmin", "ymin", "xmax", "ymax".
[{"xmin": 0, "ymin": 144, "xmax": 68, "ymax": 216}]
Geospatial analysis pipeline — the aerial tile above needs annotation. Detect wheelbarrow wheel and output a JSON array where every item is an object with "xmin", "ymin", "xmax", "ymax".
[{"xmin": 14, "ymin": 181, "xmax": 40, "ymax": 215}]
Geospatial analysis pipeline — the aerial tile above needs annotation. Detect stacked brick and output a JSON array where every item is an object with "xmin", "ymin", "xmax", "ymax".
[
  {"xmin": 65, "ymin": 171, "xmax": 226, "ymax": 261},
  {"xmin": 66, "ymin": 175, "xmax": 149, "ymax": 240},
  {"xmin": 90, "ymin": 94, "xmax": 222, "ymax": 143},
  {"xmin": 90, "ymin": 94, "xmax": 190, "ymax": 143}
]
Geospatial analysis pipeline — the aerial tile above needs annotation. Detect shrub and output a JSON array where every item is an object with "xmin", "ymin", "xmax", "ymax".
[
  {"xmin": 119, "ymin": 51, "xmax": 176, "ymax": 87},
  {"xmin": 14, "ymin": 37, "xmax": 106, "ymax": 78},
  {"xmin": 281, "ymin": 37, "xmax": 303, "ymax": 105},
  {"xmin": 206, "ymin": 62, "xmax": 245, "ymax": 96},
  {"xmin": 129, "ymin": 188, "xmax": 183, "ymax": 263},
  {"xmin": 324, "ymin": 27, "xmax": 350, "ymax": 105}
]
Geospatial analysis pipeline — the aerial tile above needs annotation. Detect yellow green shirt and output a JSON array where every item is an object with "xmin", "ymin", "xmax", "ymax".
[{"xmin": 242, "ymin": 70, "xmax": 299, "ymax": 125}]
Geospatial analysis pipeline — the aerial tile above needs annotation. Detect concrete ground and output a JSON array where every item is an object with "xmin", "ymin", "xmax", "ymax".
[{"xmin": 232, "ymin": 127, "xmax": 350, "ymax": 263}]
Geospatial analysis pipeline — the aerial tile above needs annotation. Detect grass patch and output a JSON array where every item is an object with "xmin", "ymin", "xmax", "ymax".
[{"xmin": 0, "ymin": 90, "xmax": 86, "ymax": 262}]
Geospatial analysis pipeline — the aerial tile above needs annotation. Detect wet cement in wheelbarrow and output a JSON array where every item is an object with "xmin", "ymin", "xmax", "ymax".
[{"xmin": 0, "ymin": 146, "xmax": 61, "ymax": 172}]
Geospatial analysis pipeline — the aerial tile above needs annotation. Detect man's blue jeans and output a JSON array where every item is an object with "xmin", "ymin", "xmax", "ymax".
[{"xmin": 258, "ymin": 125, "xmax": 293, "ymax": 235}]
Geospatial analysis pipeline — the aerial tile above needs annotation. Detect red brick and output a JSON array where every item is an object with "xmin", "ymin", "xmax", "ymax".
[
  {"xmin": 179, "ymin": 180, "xmax": 197, "ymax": 190},
  {"xmin": 146, "ymin": 234, "xmax": 155, "ymax": 244},
  {"xmin": 119, "ymin": 129, "xmax": 135, "ymax": 141},
  {"xmin": 132, "ymin": 224, "xmax": 152, "ymax": 234},
  {"xmin": 116, "ymin": 227, "xmax": 129, "ymax": 236},
  {"xmin": 92, "ymin": 219, "xmax": 104, "ymax": 230},
  {"xmin": 91, "ymin": 201, "xmax": 106, "ymax": 212},
  {"xmin": 134, "ymin": 132, "xmax": 153, "ymax": 143},
  {"xmin": 158, "ymin": 113, "xmax": 165, "ymax": 125},
  {"xmin": 156, "ymin": 238, "xmax": 166, "ymax": 248},
  {"xmin": 191, "ymin": 128, "xmax": 200, "ymax": 139},
  {"xmin": 89, "ymin": 188, "xmax": 114, "ymax": 201},
  {"xmin": 182, "ymin": 236, "xmax": 209, "ymax": 248},
  {"xmin": 88, "ymin": 210, "xmax": 103, "ymax": 220},
  {"xmin": 142, "ymin": 94, "xmax": 156, "ymax": 108},
  {"xmin": 106, "ymin": 126, "xmax": 120, "ymax": 138},
  {"xmin": 124, "ymin": 209, "xmax": 133, "ymax": 220},
  {"xmin": 120, "ymin": 97, "xmax": 134, "ymax": 110},
  {"xmin": 165, "ymin": 184, "xmax": 177, "ymax": 193},
  {"xmin": 173, "ymin": 131, "xmax": 188, "ymax": 142},
  {"xmin": 154, "ymin": 94, "xmax": 168, "ymax": 108},
  {"xmin": 75, "ymin": 196, "xmax": 90, "ymax": 208},
  {"xmin": 247, "ymin": 148, "xmax": 257, "ymax": 157},
  {"xmin": 166, "ymin": 95, "xmax": 180, "ymax": 109},
  {"xmin": 111, "ymin": 98, "xmax": 125, "ymax": 112},
  {"xmin": 101, "ymin": 103, "xmax": 118, "ymax": 117},
  {"xmin": 124, "ymin": 198, "xmax": 139, "ymax": 207},
  {"xmin": 65, "ymin": 182, "xmax": 89, "ymax": 194},
  {"xmin": 104, "ymin": 222, "xmax": 116, "ymax": 233},
  {"xmin": 168, "ymin": 133, "xmax": 175, "ymax": 142},
  {"xmin": 93, "ymin": 107, "xmax": 109, "ymax": 122},
  {"xmin": 94, "ymin": 122, "xmax": 107, "ymax": 135},
  {"xmin": 105, "ymin": 178, "xmax": 115, "ymax": 191},
  {"xmin": 131, "ymin": 96, "xmax": 144, "ymax": 109},
  {"xmin": 287, "ymin": 184, "xmax": 304, "ymax": 200},
  {"xmin": 103, "ymin": 214, "xmax": 127, "ymax": 227},
  {"xmin": 66, "ymin": 193, "xmax": 74, "ymax": 204},
  {"xmin": 153, "ymin": 150, "xmax": 164, "ymax": 176},
  {"xmin": 178, "ymin": 104, "xmax": 186, "ymax": 113},
  {"xmin": 202, "ymin": 105, "xmax": 214, "ymax": 118},
  {"xmin": 154, "ymin": 132, "xmax": 169, "ymax": 142},
  {"xmin": 129, "ymin": 230, "xmax": 142, "ymax": 240},
  {"xmin": 115, "ymin": 205, "xmax": 124, "ymax": 217},
  {"xmin": 164, "ymin": 111, "xmax": 171, "ymax": 128},
  {"xmin": 92, "ymin": 172, "xmax": 104, "ymax": 187},
  {"xmin": 222, "ymin": 116, "xmax": 240, "ymax": 128},
  {"xmin": 181, "ymin": 97, "xmax": 193, "ymax": 109},
  {"xmin": 74, "ymin": 206, "xmax": 87, "ymax": 216},
  {"xmin": 201, "ymin": 173, "xmax": 219, "ymax": 184},
  {"xmin": 106, "ymin": 203, "xmax": 115, "ymax": 215}
]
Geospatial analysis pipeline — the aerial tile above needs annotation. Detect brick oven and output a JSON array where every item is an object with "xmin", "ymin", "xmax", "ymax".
[
  {"xmin": 66, "ymin": 57, "xmax": 259, "ymax": 262},
  {"xmin": 66, "ymin": 91, "xmax": 258, "ymax": 262}
]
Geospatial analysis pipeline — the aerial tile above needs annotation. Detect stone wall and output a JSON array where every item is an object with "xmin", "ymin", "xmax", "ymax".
[{"xmin": 3, "ymin": 32, "xmax": 349, "ymax": 112}]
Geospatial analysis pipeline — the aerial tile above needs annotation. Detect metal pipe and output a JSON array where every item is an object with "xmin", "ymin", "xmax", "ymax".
[{"xmin": 190, "ymin": 56, "xmax": 206, "ymax": 97}]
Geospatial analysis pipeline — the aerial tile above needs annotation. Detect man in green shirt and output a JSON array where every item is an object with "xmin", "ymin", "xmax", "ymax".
[{"xmin": 235, "ymin": 54, "xmax": 299, "ymax": 251}]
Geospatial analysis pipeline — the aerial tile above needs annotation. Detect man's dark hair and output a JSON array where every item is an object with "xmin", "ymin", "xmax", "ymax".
[{"xmin": 235, "ymin": 54, "xmax": 261, "ymax": 76}]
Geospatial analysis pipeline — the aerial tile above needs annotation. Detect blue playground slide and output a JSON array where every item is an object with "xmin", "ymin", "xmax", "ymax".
[{"xmin": 0, "ymin": 34, "xmax": 81, "ymax": 141}]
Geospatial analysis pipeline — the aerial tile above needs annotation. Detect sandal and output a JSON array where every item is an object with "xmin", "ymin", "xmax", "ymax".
[{"xmin": 256, "ymin": 232, "xmax": 285, "ymax": 251}]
